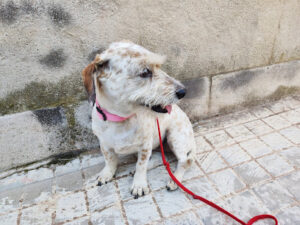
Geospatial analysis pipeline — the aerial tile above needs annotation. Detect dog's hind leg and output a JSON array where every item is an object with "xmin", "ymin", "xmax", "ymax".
[
  {"xmin": 166, "ymin": 127, "xmax": 195, "ymax": 191},
  {"xmin": 97, "ymin": 145, "xmax": 118, "ymax": 186}
]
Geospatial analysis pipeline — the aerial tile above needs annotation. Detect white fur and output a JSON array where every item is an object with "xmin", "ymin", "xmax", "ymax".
[{"xmin": 87, "ymin": 41, "xmax": 196, "ymax": 198}]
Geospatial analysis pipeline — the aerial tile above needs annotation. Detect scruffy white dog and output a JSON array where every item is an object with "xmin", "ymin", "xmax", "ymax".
[{"xmin": 82, "ymin": 41, "xmax": 196, "ymax": 198}]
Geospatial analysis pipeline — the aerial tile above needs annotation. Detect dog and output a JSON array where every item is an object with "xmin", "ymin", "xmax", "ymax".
[{"xmin": 82, "ymin": 41, "xmax": 196, "ymax": 198}]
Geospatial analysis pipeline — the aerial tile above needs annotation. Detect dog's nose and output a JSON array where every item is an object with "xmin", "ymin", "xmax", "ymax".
[{"xmin": 176, "ymin": 88, "xmax": 186, "ymax": 99}]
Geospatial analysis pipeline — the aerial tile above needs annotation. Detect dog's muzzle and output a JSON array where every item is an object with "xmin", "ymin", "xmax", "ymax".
[
  {"xmin": 151, "ymin": 105, "xmax": 172, "ymax": 114},
  {"xmin": 142, "ymin": 104, "xmax": 172, "ymax": 114}
]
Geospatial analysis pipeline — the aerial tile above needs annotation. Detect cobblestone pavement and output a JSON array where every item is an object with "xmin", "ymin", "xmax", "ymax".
[{"xmin": 1, "ymin": 96, "xmax": 300, "ymax": 225}]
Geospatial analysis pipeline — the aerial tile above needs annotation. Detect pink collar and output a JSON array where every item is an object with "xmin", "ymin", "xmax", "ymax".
[{"xmin": 95, "ymin": 99, "xmax": 134, "ymax": 122}]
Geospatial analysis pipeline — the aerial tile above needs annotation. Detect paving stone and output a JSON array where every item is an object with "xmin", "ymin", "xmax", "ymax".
[
  {"xmin": 54, "ymin": 159, "xmax": 82, "ymax": 176},
  {"xmin": 221, "ymin": 111, "xmax": 257, "ymax": 128},
  {"xmin": 184, "ymin": 177, "xmax": 220, "ymax": 206},
  {"xmin": 253, "ymin": 181, "xmax": 296, "ymax": 211},
  {"xmin": 195, "ymin": 136, "xmax": 212, "ymax": 153},
  {"xmin": 267, "ymin": 100, "xmax": 291, "ymax": 113},
  {"xmin": 87, "ymin": 182, "xmax": 118, "ymax": 212},
  {"xmin": 226, "ymin": 125, "xmax": 255, "ymax": 142},
  {"xmin": 0, "ymin": 187, "xmax": 22, "ymax": 214},
  {"xmin": 148, "ymin": 151, "xmax": 164, "ymax": 170},
  {"xmin": 251, "ymin": 106, "xmax": 274, "ymax": 118},
  {"xmin": 55, "ymin": 192, "xmax": 87, "ymax": 223},
  {"xmin": 63, "ymin": 216, "xmax": 90, "ymax": 225},
  {"xmin": 0, "ymin": 211, "xmax": 18, "ymax": 225},
  {"xmin": 279, "ymin": 146, "xmax": 300, "ymax": 168},
  {"xmin": 20, "ymin": 204, "xmax": 52, "ymax": 225},
  {"xmin": 154, "ymin": 188, "xmax": 192, "ymax": 217},
  {"xmin": 282, "ymin": 97, "xmax": 300, "ymax": 109},
  {"xmin": 244, "ymin": 120, "xmax": 273, "ymax": 136},
  {"xmin": 183, "ymin": 163, "xmax": 204, "ymax": 181},
  {"xmin": 164, "ymin": 211, "xmax": 202, "ymax": 225},
  {"xmin": 21, "ymin": 179, "xmax": 52, "ymax": 207},
  {"xmin": 204, "ymin": 130, "xmax": 235, "ymax": 148},
  {"xmin": 90, "ymin": 205, "xmax": 125, "ymax": 225},
  {"xmin": 116, "ymin": 163, "xmax": 136, "ymax": 178},
  {"xmin": 116, "ymin": 176, "xmax": 134, "ymax": 201},
  {"xmin": 257, "ymin": 154, "xmax": 293, "ymax": 177},
  {"xmin": 55, "ymin": 171, "xmax": 84, "ymax": 193},
  {"xmin": 197, "ymin": 152, "xmax": 227, "ymax": 173},
  {"xmin": 279, "ymin": 126, "xmax": 300, "ymax": 144},
  {"xmin": 280, "ymin": 109, "xmax": 300, "ymax": 124},
  {"xmin": 148, "ymin": 164, "xmax": 176, "ymax": 191},
  {"xmin": 277, "ymin": 171, "xmax": 300, "ymax": 200},
  {"xmin": 262, "ymin": 115, "xmax": 291, "ymax": 130},
  {"xmin": 119, "ymin": 154, "xmax": 138, "ymax": 166},
  {"xmin": 224, "ymin": 191, "xmax": 270, "ymax": 223},
  {"xmin": 218, "ymin": 145, "xmax": 251, "ymax": 166},
  {"xmin": 209, "ymin": 169, "xmax": 246, "ymax": 196},
  {"xmin": 260, "ymin": 133, "xmax": 292, "ymax": 151},
  {"xmin": 82, "ymin": 164, "xmax": 104, "ymax": 188},
  {"xmin": 276, "ymin": 206, "xmax": 300, "ymax": 225},
  {"xmin": 0, "ymin": 168, "xmax": 53, "ymax": 192},
  {"xmin": 233, "ymin": 161, "xmax": 271, "ymax": 186},
  {"xmin": 124, "ymin": 195, "xmax": 160, "ymax": 225},
  {"xmin": 196, "ymin": 202, "xmax": 237, "ymax": 225},
  {"xmin": 80, "ymin": 154, "xmax": 104, "ymax": 169},
  {"xmin": 239, "ymin": 139, "xmax": 273, "ymax": 158}
]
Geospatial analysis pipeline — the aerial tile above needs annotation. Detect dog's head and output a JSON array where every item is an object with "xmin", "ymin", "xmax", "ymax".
[{"xmin": 82, "ymin": 41, "xmax": 186, "ymax": 114}]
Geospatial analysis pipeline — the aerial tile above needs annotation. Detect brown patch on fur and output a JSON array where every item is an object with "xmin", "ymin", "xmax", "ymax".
[
  {"xmin": 164, "ymin": 77, "xmax": 174, "ymax": 86},
  {"xmin": 142, "ymin": 149, "xmax": 148, "ymax": 153},
  {"xmin": 132, "ymin": 52, "xmax": 141, "ymax": 57},
  {"xmin": 121, "ymin": 50, "xmax": 141, "ymax": 58},
  {"xmin": 187, "ymin": 159, "xmax": 192, "ymax": 166},
  {"xmin": 82, "ymin": 62, "xmax": 96, "ymax": 99},
  {"xmin": 141, "ymin": 154, "xmax": 147, "ymax": 161}
]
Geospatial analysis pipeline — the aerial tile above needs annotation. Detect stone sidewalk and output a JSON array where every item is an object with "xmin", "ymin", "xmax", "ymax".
[{"xmin": 1, "ymin": 96, "xmax": 300, "ymax": 225}]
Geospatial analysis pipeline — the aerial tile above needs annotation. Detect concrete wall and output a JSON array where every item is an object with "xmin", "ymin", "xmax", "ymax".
[
  {"xmin": 0, "ymin": 0, "xmax": 300, "ymax": 171},
  {"xmin": 1, "ymin": 0, "xmax": 300, "ymax": 115}
]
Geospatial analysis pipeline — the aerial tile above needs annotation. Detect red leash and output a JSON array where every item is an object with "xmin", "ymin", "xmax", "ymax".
[{"xmin": 156, "ymin": 119, "xmax": 278, "ymax": 225}]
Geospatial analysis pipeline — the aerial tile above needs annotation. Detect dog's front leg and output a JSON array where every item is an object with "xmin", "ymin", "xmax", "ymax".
[
  {"xmin": 131, "ymin": 147, "xmax": 152, "ymax": 198},
  {"xmin": 97, "ymin": 146, "xmax": 118, "ymax": 186}
]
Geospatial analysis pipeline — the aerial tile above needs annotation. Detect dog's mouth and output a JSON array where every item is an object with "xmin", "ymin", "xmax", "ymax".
[{"xmin": 142, "ymin": 104, "xmax": 172, "ymax": 114}]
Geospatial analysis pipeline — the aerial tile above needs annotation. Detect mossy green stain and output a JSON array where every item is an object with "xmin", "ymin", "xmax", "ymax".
[{"xmin": 0, "ymin": 74, "xmax": 86, "ymax": 115}]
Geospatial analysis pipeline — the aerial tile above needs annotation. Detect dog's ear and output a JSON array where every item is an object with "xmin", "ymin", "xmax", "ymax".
[
  {"xmin": 82, "ymin": 62, "xmax": 96, "ymax": 104},
  {"xmin": 82, "ymin": 56, "xmax": 109, "ymax": 105}
]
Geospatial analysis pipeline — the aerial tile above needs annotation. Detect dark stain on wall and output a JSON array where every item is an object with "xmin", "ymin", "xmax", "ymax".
[
  {"xmin": 0, "ymin": 1, "xmax": 19, "ymax": 24},
  {"xmin": 182, "ymin": 77, "xmax": 205, "ymax": 99},
  {"xmin": 0, "ymin": 75, "xmax": 85, "ymax": 116},
  {"xmin": 48, "ymin": 5, "xmax": 71, "ymax": 27},
  {"xmin": 21, "ymin": 1, "xmax": 38, "ymax": 15},
  {"xmin": 33, "ymin": 107, "xmax": 64, "ymax": 126},
  {"xmin": 88, "ymin": 48, "xmax": 105, "ymax": 61},
  {"xmin": 221, "ymin": 70, "xmax": 261, "ymax": 90},
  {"xmin": 39, "ymin": 49, "xmax": 67, "ymax": 68}
]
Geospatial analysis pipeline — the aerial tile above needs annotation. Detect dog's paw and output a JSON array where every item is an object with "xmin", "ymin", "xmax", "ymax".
[
  {"xmin": 166, "ymin": 180, "xmax": 178, "ymax": 191},
  {"xmin": 130, "ymin": 181, "xmax": 149, "ymax": 199},
  {"xmin": 97, "ymin": 167, "xmax": 114, "ymax": 186}
]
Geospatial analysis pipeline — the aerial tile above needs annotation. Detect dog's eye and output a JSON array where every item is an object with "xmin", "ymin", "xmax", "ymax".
[{"xmin": 139, "ymin": 68, "xmax": 152, "ymax": 78}]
